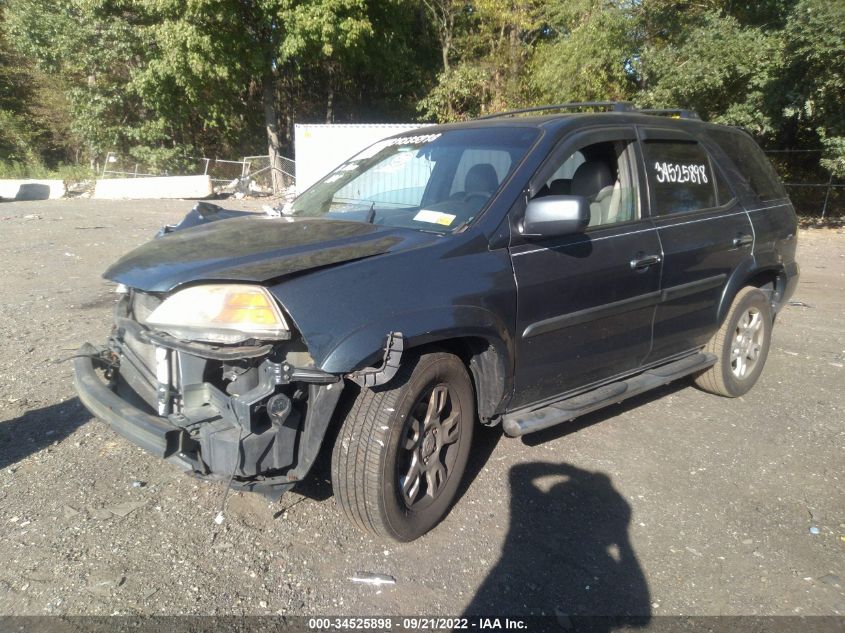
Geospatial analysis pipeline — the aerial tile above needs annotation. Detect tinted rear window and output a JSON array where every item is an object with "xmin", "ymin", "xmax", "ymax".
[
  {"xmin": 642, "ymin": 140, "xmax": 718, "ymax": 215},
  {"xmin": 706, "ymin": 129, "xmax": 786, "ymax": 202}
]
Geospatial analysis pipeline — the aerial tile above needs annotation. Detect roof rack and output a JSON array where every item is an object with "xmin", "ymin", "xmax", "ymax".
[
  {"xmin": 477, "ymin": 101, "xmax": 635, "ymax": 120},
  {"xmin": 639, "ymin": 108, "xmax": 700, "ymax": 120}
]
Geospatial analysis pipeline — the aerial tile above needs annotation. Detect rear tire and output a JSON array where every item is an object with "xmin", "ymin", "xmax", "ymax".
[
  {"xmin": 694, "ymin": 286, "xmax": 772, "ymax": 397},
  {"xmin": 331, "ymin": 352, "xmax": 474, "ymax": 541}
]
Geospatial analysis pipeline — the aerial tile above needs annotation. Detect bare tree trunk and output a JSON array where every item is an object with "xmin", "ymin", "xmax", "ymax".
[
  {"xmin": 441, "ymin": 12, "xmax": 453, "ymax": 72},
  {"xmin": 326, "ymin": 87, "xmax": 334, "ymax": 124},
  {"xmin": 262, "ymin": 70, "xmax": 284, "ymax": 195},
  {"xmin": 325, "ymin": 63, "xmax": 335, "ymax": 124},
  {"xmin": 421, "ymin": 0, "xmax": 453, "ymax": 73}
]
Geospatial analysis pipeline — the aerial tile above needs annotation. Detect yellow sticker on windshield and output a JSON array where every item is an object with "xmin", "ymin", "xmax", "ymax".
[{"xmin": 414, "ymin": 210, "xmax": 456, "ymax": 226}]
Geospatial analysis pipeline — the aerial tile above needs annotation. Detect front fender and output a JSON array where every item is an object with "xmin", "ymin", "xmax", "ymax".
[{"xmin": 318, "ymin": 305, "xmax": 514, "ymax": 377}]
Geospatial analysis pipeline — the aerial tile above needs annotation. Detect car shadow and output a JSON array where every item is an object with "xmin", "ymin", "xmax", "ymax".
[
  {"xmin": 0, "ymin": 397, "xmax": 89, "ymax": 471},
  {"xmin": 464, "ymin": 461, "xmax": 651, "ymax": 630},
  {"xmin": 455, "ymin": 420, "xmax": 502, "ymax": 504}
]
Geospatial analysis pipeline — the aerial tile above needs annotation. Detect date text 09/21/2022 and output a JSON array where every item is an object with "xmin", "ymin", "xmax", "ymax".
[{"xmin": 307, "ymin": 617, "xmax": 528, "ymax": 630}]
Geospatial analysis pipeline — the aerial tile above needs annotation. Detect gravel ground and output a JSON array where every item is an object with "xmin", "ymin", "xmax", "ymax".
[{"xmin": 0, "ymin": 198, "xmax": 843, "ymax": 618}]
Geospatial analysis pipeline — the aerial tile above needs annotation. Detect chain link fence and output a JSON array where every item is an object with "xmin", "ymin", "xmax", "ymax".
[
  {"xmin": 765, "ymin": 150, "xmax": 843, "ymax": 218},
  {"xmin": 100, "ymin": 152, "xmax": 296, "ymax": 197}
]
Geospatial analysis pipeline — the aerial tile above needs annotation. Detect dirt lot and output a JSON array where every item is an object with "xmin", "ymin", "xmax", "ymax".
[{"xmin": 0, "ymin": 198, "xmax": 843, "ymax": 619}]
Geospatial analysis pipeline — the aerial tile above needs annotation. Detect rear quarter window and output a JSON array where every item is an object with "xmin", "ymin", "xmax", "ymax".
[
  {"xmin": 642, "ymin": 140, "xmax": 718, "ymax": 215},
  {"xmin": 706, "ymin": 129, "xmax": 787, "ymax": 202}
]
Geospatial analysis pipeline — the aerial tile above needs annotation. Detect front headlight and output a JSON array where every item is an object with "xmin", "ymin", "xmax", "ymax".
[{"xmin": 145, "ymin": 284, "xmax": 290, "ymax": 344}]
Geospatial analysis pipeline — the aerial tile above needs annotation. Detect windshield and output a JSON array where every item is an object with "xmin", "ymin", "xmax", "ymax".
[{"xmin": 289, "ymin": 127, "xmax": 539, "ymax": 233}]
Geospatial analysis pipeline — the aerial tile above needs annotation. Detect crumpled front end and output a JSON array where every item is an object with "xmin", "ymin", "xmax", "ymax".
[{"xmin": 74, "ymin": 288, "xmax": 343, "ymax": 498}]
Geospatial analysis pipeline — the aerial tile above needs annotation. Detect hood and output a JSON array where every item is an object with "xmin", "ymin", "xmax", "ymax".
[{"xmin": 104, "ymin": 216, "xmax": 437, "ymax": 292}]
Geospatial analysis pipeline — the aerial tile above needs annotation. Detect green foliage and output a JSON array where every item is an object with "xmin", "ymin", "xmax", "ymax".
[
  {"xmin": 0, "ymin": 110, "xmax": 37, "ymax": 164},
  {"xmin": 418, "ymin": 65, "xmax": 492, "ymax": 122},
  {"xmin": 774, "ymin": 0, "xmax": 845, "ymax": 144},
  {"xmin": 0, "ymin": 160, "xmax": 93, "ymax": 180},
  {"xmin": 530, "ymin": 0, "xmax": 638, "ymax": 104},
  {"xmin": 640, "ymin": 11, "xmax": 777, "ymax": 134},
  {"xmin": 1, "ymin": 0, "xmax": 404, "ymax": 174},
  {"xmin": 0, "ymin": 0, "xmax": 843, "ymax": 195},
  {"xmin": 820, "ymin": 137, "xmax": 845, "ymax": 179},
  {"xmin": 0, "ymin": 5, "xmax": 75, "ymax": 165}
]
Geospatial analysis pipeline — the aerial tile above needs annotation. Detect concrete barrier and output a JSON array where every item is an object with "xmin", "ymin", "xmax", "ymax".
[
  {"xmin": 0, "ymin": 179, "xmax": 66, "ymax": 200},
  {"xmin": 93, "ymin": 175, "xmax": 213, "ymax": 200}
]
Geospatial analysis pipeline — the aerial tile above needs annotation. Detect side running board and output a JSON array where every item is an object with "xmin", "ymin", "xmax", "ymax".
[{"xmin": 502, "ymin": 352, "xmax": 717, "ymax": 437}]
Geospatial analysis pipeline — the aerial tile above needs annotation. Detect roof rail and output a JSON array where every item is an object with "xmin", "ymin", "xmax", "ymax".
[
  {"xmin": 477, "ymin": 101, "xmax": 635, "ymax": 120},
  {"xmin": 639, "ymin": 108, "xmax": 701, "ymax": 120}
]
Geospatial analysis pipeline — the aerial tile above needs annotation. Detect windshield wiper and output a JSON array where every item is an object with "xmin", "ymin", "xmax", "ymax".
[{"xmin": 365, "ymin": 201, "xmax": 376, "ymax": 224}]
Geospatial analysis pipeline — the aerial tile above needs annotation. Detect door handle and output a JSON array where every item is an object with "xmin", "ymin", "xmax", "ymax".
[
  {"xmin": 733, "ymin": 234, "xmax": 753, "ymax": 248},
  {"xmin": 630, "ymin": 254, "xmax": 661, "ymax": 270}
]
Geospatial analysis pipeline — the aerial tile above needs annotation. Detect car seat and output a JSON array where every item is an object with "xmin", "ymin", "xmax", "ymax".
[
  {"xmin": 464, "ymin": 163, "xmax": 499, "ymax": 197},
  {"xmin": 570, "ymin": 161, "xmax": 615, "ymax": 226}
]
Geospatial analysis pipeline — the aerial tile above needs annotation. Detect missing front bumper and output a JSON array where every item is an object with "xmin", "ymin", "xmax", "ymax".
[
  {"xmin": 73, "ymin": 341, "xmax": 344, "ymax": 498},
  {"xmin": 73, "ymin": 343, "xmax": 198, "ymax": 465}
]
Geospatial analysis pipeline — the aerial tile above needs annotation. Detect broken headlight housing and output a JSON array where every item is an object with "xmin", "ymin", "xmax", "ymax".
[{"xmin": 145, "ymin": 284, "xmax": 290, "ymax": 344}]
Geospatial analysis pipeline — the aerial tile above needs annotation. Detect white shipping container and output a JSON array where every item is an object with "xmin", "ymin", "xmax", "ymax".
[{"xmin": 294, "ymin": 123, "xmax": 433, "ymax": 194}]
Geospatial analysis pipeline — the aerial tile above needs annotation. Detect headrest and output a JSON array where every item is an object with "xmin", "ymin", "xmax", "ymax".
[
  {"xmin": 465, "ymin": 163, "xmax": 499, "ymax": 193},
  {"xmin": 571, "ymin": 161, "xmax": 613, "ymax": 199},
  {"xmin": 548, "ymin": 178, "xmax": 571, "ymax": 196}
]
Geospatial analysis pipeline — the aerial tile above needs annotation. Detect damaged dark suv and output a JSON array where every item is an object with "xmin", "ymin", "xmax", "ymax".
[{"xmin": 75, "ymin": 103, "xmax": 799, "ymax": 541}]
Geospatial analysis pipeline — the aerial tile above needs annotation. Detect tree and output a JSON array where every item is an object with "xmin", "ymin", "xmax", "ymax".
[
  {"xmin": 4, "ymin": 0, "xmax": 147, "ymax": 171},
  {"xmin": 774, "ymin": 0, "xmax": 845, "ymax": 171},
  {"xmin": 419, "ymin": 0, "xmax": 541, "ymax": 121},
  {"xmin": 133, "ymin": 0, "xmax": 372, "ymax": 192},
  {"xmin": 0, "ymin": 5, "xmax": 37, "ymax": 165},
  {"xmin": 1, "ymin": 0, "xmax": 841, "ymax": 213},
  {"xmin": 420, "ymin": 0, "xmax": 464, "ymax": 72},
  {"xmin": 639, "ymin": 11, "xmax": 777, "ymax": 134},
  {"xmin": 529, "ymin": 0, "xmax": 638, "ymax": 105}
]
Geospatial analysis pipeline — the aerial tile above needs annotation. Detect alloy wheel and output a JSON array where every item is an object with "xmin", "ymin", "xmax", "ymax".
[
  {"xmin": 730, "ymin": 307, "xmax": 764, "ymax": 378},
  {"xmin": 398, "ymin": 383, "xmax": 462, "ymax": 510}
]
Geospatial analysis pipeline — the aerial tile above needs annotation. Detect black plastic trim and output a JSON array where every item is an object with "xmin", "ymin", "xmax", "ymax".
[
  {"xmin": 661, "ymin": 274, "xmax": 727, "ymax": 302},
  {"xmin": 638, "ymin": 126, "xmax": 697, "ymax": 141},
  {"xmin": 523, "ymin": 291, "xmax": 661, "ymax": 338},
  {"xmin": 522, "ymin": 273, "xmax": 728, "ymax": 339}
]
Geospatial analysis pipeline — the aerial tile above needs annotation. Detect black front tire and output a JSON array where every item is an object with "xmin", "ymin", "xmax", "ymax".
[{"xmin": 331, "ymin": 351, "xmax": 474, "ymax": 541}]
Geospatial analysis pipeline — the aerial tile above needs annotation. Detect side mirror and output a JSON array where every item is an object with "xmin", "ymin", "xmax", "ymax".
[{"xmin": 522, "ymin": 195, "xmax": 590, "ymax": 238}]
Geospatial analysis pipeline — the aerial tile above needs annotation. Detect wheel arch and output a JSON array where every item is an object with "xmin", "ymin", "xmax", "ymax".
[
  {"xmin": 316, "ymin": 307, "xmax": 514, "ymax": 425},
  {"xmin": 410, "ymin": 335, "xmax": 511, "ymax": 425},
  {"xmin": 718, "ymin": 260, "xmax": 787, "ymax": 325}
]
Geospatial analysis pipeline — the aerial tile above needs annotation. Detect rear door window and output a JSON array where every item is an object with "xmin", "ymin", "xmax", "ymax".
[{"xmin": 642, "ymin": 140, "xmax": 718, "ymax": 215}]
